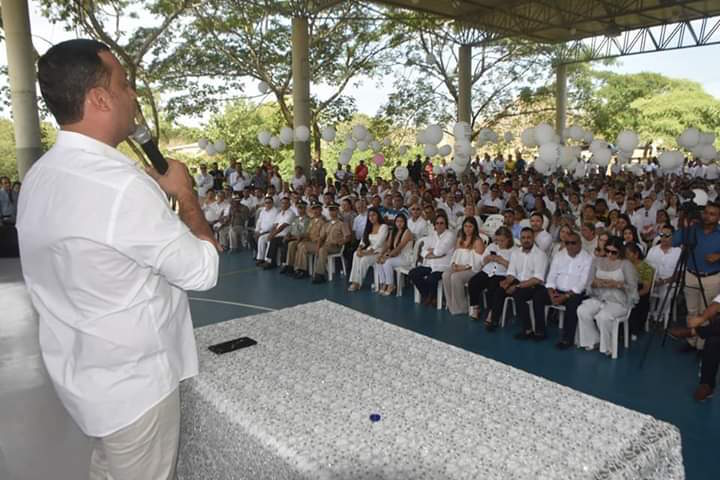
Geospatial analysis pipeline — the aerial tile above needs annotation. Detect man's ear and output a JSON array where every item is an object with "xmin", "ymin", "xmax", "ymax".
[{"xmin": 86, "ymin": 86, "xmax": 112, "ymax": 113}]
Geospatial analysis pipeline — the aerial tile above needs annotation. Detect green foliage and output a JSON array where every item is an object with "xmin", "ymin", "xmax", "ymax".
[{"xmin": 0, "ymin": 119, "xmax": 58, "ymax": 179}]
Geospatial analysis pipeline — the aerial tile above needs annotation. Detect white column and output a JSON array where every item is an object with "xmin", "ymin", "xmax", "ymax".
[
  {"xmin": 1, "ymin": 0, "xmax": 43, "ymax": 180},
  {"xmin": 555, "ymin": 63, "xmax": 568, "ymax": 138},
  {"xmin": 457, "ymin": 44, "xmax": 472, "ymax": 124},
  {"xmin": 291, "ymin": 16, "xmax": 311, "ymax": 173}
]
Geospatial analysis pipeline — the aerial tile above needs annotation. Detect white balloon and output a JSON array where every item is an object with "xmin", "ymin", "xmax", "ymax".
[
  {"xmin": 339, "ymin": 147, "xmax": 354, "ymax": 165},
  {"xmin": 258, "ymin": 81, "xmax": 270, "ymax": 94},
  {"xmin": 257, "ymin": 131, "xmax": 271, "ymax": 146},
  {"xmin": 560, "ymin": 145, "xmax": 577, "ymax": 167},
  {"xmin": 294, "ymin": 126, "xmax": 310, "ymax": 142},
  {"xmin": 616, "ymin": 130, "xmax": 639, "ymax": 153},
  {"xmin": 534, "ymin": 123, "xmax": 555, "ymax": 145},
  {"xmin": 672, "ymin": 150, "xmax": 685, "ymax": 168},
  {"xmin": 205, "ymin": 144, "xmax": 216, "ymax": 156},
  {"xmin": 424, "ymin": 144, "xmax": 438, "ymax": 157},
  {"xmin": 583, "ymin": 131, "xmax": 594, "ymax": 144},
  {"xmin": 698, "ymin": 131, "xmax": 716, "ymax": 145},
  {"xmin": 454, "ymin": 154, "xmax": 470, "ymax": 167},
  {"xmin": 346, "ymin": 138, "xmax": 357, "ymax": 150},
  {"xmin": 539, "ymin": 142, "xmax": 561, "ymax": 165},
  {"xmin": 398, "ymin": 145, "xmax": 409, "ymax": 155},
  {"xmin": 454, "ymin": 141, "xmax": 472, "ymax": 157},
  {"xmin": 569, "ymin": 124, "xmax": 584, "ymax": 141},
  {"xmin": 533, "ymin": 158, "xmax": 551, "ymax": 175},
  {"xmin": 424, "ymin": 124, "xmax": 443, "ymax": 144},
  {"xmin": 447, "ymin": 163, "xmax": 463, "ymax": 175},
  {"xmin": 321, "ymin": 126, "xmax": 336, "ymax": 142},
  {"xmin": 357, "ymin": 140, "xmax": 369, "ymax": 151},
  {"xmin": 700, "ymin": 144, "xmax": 717, "ymax": 163},
  {"xmin": 503, "ymin": 131, "xmax": 513, "ymax": 143},
  {"xmin": 395, "ymin": 166, "xmax": 409, "ymax": 181},
  {"xmin": 438, "ymin": 144, "xmax": 452, "ymax": 156},
  {"xmin": 617, "ymin": 150, "xmax": 632, "ymax": 163},
  {"xmin": 679, "ymin": 127, "xmax": 700, "ymax": 148},
  {"xmin": 658, "ymin": 151, "xmax": 677, "ymax": 170},
  {"xmin": 520, "ymin": 127, "xmax": 536, "ymax": 147},
  {"xmin": 269, "ymin": 136, "xmax": 281, "ymax": 150},
  {"xmin": 432, "ymin": 165, "xmax": 443, "ymax": 175},
  {"xmin": 213, "ymin": 139, "xmax": 226, "ymax": 153},
  {"xmin": 573, "ymin": 161, "xmax": 586, "ymax": 179},
  {"xmin": 197, "ymin": 138, "xmax": 209, "ymax": 149},
  {"xmin": 352, "ymin": 125, "xmax": 368, "ymax": 141},
  {"xmin": 279, "ymin": 126, "xmax": 294, "ymax": 145},
  {"xmin": 416, "ymin": 130, "xmax": 427, "ymax": 144},
  {"xmin": 592, "ymin": 148, "xmax": 612, "ymax": 167},
  {"xmin": 370, "ymin": 140, "xmax": 381, "ymax": 153},
  {"xmin": 590, "ymin": 139, "xmax": 609, "ymax": 153}
]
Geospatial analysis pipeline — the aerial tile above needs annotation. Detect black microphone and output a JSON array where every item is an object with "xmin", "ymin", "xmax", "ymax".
[{"xmin": 130, "ymin": 125, "xmax": 168, "ymax": 175}]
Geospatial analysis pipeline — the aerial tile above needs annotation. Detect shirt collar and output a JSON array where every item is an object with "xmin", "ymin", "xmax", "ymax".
[{"xmin": 55, "ymin": 131, "xmax": 137, "ymax": 167}]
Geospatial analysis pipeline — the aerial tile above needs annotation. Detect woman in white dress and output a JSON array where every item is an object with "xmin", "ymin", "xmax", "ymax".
[
  {"xmin": 348, "ymin": 207, "xmax": 388, "ymax": 291},
  {"xmin": 375, "ymin": 214, "xmax": 414, "ymax": 296},
  {"xmin": 442, "ymin": 217, "xmax": 485, "ymax": 315},
  {"xmin": 577, "ymin": 236, "xmax": 639, "ymax": 356}
]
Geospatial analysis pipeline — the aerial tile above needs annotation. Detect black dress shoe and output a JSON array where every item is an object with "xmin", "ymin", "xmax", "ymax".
[
  {"xmin": 555, "ymin": 340, "xmax": 572, "ymax": 350},
  {"xmin": 514, "ymin": 331, "xmax": 533, "ymax": 340},
  {"xmin": 279, "ymin": 266, "xmax": 292, "ymax": 275},
  {"xmin": 263, "ymin": 263, "xmax": 277, "ymax": 270},
  {"xmin": 294, "ymin": 270, "xmax": 309, "ymax": 279},
  {"xmin": 532, "ymin": 333, "xmax": 547, "ymax": 342},
  {"xmin": 677, "ymin": 343, "xmax": 697, "ymax": 354},
  {"xmin": 312, "ymin": 274, "xmax": 326, "ymax": 284}
]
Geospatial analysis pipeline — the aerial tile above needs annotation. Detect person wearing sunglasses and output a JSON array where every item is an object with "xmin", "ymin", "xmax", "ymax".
[
  {"xmin": 577, "ymin": 237, "xmax": 639, "ymax": 356},
  {"xmin": 407, "ymin": 203, "xmax": 429, "ymax": 240},
  {"xmin": 408, "ymin": 211, "xmax": 456, "ymax": 307},
  {"xmin": 543, "ymin": 231, "xmax": 594, "ymax": 349},
  {"xmin": 646, "ymin": 224, "xmax": 681, "ymax": 323}
]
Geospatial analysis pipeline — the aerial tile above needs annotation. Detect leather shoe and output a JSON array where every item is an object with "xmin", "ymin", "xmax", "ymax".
[
  {"xmin": 294, "ymin": 270, "xmax": 309, "ymax": 279},
  {"xmin": 693, "ymin": 384, "xmax": 714, "ymax": 402},
  {"xmin": 279, "ymin": 266, "xmax": 291, "ymax": 275},
  {"xmin": 669, "ymin": 327, "xmax": 695, "ymax": 339},
  {"xmin": 312, "ymin": 274, "xmax": 326, "ymax": 284},
  {"xmin": 263, "ymin": 263, "xmax": 276, "ymax": 270},
  {"xmin": 555, "ymin": 340, "xmax": 573, "ymax": 350},
  {"xmin": 532, "ymin": 333, "xmax": 547, "ymax": 342}
]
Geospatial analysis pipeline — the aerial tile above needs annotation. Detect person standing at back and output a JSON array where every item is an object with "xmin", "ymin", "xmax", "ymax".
[{"xmin": 17, "ymin": 39, "xmax": 220, "ymax": 480}]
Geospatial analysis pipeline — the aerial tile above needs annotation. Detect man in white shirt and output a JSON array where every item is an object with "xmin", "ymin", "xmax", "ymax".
[
  {"xmin": 230, "ymin": 164, "xmax": 249, "ymax": 192},
  {"xmin": 254, "ymin": 196, "xmax": 278, "ymax": 265},
  {"xmin": 580, "ymin": 222, "xmax": 598, "ymax": 254},
  {"xmin": 210, "ymin": 190, "xmax": 231, "ymax": 232},
  {"xmin": 194, "ymin": 163, "xmax": 213, "ymax": 199},
  {"xmin": 262, "ymin": 196, "xmax": 296, "ymax": 269},
  {"xmin": 490, "ymin": 228, "xmax": 548, "ymax": 336},
  {"xmin": 19, "ymin": 40, "xmax": 219, "ymax": 480},
  {"xmin": 408, "ymin": 211, "xmax": 456, "ymax": 306},
  {"xmin": 646, "ymin": 224, "xmax": 682, "ymax": 320},
  {"xmin": 480, "ymin": 184, "xmax": 505, "ymax": 215},
  {"xmin": 541, "ymin": 231, "xmax": 593, "ymax": 349}
]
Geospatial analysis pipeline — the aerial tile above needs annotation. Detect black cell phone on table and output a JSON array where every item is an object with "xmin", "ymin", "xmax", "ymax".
[{"xmin": 208, "ymin": 337, "xmax": 257, "ymax": 354}]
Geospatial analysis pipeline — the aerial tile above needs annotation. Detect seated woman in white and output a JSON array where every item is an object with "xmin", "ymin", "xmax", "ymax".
[
  {"xmin": 375, "ymin": 214, "xmax": 414, "ymax": 296},
  {"xmin": 577, "ymin": 236, "xmax": 638, "ymax": 356},
  {"xmin": 348, "ymin": 207, "xmax": 388, "ymax": 292},
  {"xmin": 442, "ymin": 217, "xmax": 485, "ymax": 315}
]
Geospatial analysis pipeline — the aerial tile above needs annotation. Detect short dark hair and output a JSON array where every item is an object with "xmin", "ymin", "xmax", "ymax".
[
  {"xmin": 521, "ymin": 227, "xmax": 533, "ymax": 235},
  {"xmin": 37, "ymin": 39, "xmax": 111, "ymax": 125}
]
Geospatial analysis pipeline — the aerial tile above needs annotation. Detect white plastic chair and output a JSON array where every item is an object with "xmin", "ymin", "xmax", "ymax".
[
  {"xmin": 395, "ymin": 240, "xmax": 423, "ymax": 298},
  {"xmin": 480, "ymin": 214, "xmax": 504, "ymax": 237},
  {"xmin": 327, "ymin": 245, "xmax": 347, "ymax": 281},
  {"xmin": 611, "ymin": 309, "xmax": 633, "ymax": 359}
]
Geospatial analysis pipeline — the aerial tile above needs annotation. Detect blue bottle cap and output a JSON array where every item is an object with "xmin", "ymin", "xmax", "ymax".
[{"xmin": 369, "ymin": 413, "xmax": 381, "ymax": 422}]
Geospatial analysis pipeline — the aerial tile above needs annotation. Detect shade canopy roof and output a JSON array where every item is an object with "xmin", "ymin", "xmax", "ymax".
[{"xmin": 368, "ymin": 0, "xmax": 720, "ymax": 44}]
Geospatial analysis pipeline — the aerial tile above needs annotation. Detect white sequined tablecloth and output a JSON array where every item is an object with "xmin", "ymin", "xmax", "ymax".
[{"xmin": 178, "ymin": 300, "xmax": 684, "ymax": 480}]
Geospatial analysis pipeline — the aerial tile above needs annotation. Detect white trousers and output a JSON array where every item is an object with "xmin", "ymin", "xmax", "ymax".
[
  {"xmin": 577, "ymin": 298, "xmax": 628, "ymax": 354},
  {"xmin": 89, "ymin": 388, "xmax": 179, "ymax": 480},
  {"xmin": 256, "ymin": 233, "xmax": 270, "ymax": 260},
  {"xmin": 376, "ymin": 256, "xmax": 410, "ymax": 287},
  {"xmin": 349, "ymin": 252, "xmax": 378, "ymax": 285}
]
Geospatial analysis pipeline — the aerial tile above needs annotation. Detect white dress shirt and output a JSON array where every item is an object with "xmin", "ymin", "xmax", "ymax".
[
  {"xmin": 507, "ymin": 245, "xmax": 548, "ymax": 282},
  {"xmin": 646, "ymin": 245, "xmax": 681, "ymax": 279},
  {"xmin": 16, "ymin": 131, "xmax": 219, "ymax": 437},
  {"xmin": 545, "ymin": 249, "xmax": 593, "ymax": 294},
  {"xmin": 353, "ymin": 213, "xmax": 368, "ymax": 241},
  {"xmin": 194, "ymin": 172, "xmax": 213, "ymax": 197},
  {"xmin": 255, "ymin": 207, "xmax": 278, "ymax": 234},
  {"xmin": 421, "ymin": 229, "xmax": 457, "ymax": 271},
  {"xmin": 480, "ymin": 244, "xmax": 513, "ymax": 277},
  {"xmin": 408, "ymin": 216, "xmax": 429, "ymax": 239},
  {"xmin": 291, "ymin": 175, "xmax": 307, "ymax": 191},
  {"xmin": 273, "ymin": 208, "xmax": 296, "ymax": 237}
]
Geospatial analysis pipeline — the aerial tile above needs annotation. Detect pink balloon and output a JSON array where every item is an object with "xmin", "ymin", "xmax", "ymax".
[{"xmin": 373, "ymin": 154, "xmax": 385, "ymax": 166}]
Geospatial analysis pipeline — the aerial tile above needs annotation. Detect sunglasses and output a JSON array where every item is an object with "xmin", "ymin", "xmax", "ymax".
[
  {"xmin": 604, "ymin": 249, "xmax": 619, "ymax": 256},
  {"xmin": 435, "ymin": 220, "xmax": 446, "ymax": 225},
  {"xmin": 658, "ymin": 233, "xmax": 672, "ymax": 238},
  {"xmin": 564, "ymin": 240, "xmax": 578, "ymax": 246}
]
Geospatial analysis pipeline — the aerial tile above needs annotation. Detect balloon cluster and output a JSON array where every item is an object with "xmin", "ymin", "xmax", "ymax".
[
  {"xmin": 520, "ymin": 122, "xmax": 581, "ymax": 176},
  {"xmin": 257, "ymin": 125, "xmax": 311, "ymax": 150},
  {"xmin": 197, "ymin": 138, "xmax": 227, "ymax": 156},
  {"xmin": 339, "ymin": 124, "xmax": 387, "ymax": 167},
  {"xmin": 678, "ymin": 127, "xmax": 717, "ymax": 164}
]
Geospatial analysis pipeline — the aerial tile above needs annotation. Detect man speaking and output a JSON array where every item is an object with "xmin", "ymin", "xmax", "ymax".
[{"xmin": 16, "ymin": 39, "xmax": 219, "ymax": 479}]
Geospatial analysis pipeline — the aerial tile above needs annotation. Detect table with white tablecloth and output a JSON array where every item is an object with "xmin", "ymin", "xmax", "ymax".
[{"xmin": 178, "ymin": 300, "xmax": 684, "ymax": 480}]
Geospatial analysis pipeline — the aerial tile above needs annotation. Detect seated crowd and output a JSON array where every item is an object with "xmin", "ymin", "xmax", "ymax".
[{"xmin": 196, "ymin": 153, "xmax": 720, "ymax": 401}]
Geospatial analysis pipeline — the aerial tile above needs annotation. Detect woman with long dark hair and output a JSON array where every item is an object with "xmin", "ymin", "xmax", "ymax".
[
  {"xmin": 348, "ymin": 207, "xmax": 388, "ymax": 291},
  {"xmin": 577, "ymin": 236, "xmax": 638, "ymax": 355},
  {"xmin": 375, "ymin": 214, "xmax": 414, "ymax": 296},
  {"xmin": 442, "ymin": 217, "xmax": 484, "ymax": 315}
]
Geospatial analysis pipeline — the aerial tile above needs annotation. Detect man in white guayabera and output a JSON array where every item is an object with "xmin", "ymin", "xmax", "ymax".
[{"xmin": 17, "ymin": 39, "xmax": 220, "ymax": 479}]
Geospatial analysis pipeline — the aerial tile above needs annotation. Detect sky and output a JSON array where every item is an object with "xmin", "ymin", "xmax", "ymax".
[{"xmin": 4, "ymin": 1, "xmax": 720, "ymax": 124}]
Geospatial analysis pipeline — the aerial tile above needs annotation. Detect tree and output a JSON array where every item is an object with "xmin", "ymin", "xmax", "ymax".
[{"xmin": 152, "ymin": 0, "xmax": 405, "ymax": 160}]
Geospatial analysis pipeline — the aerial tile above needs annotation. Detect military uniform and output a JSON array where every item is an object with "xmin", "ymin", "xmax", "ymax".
[
  {"xmin": 314, "ymin": 218, "xmax": 350, "ymax": 276},
  {"xmin": 220, "ymin": 202, "xmax": 250, "ymax": 250},
  {"xmin": 282, "ymin": 214, "xmax": 311, "ymax": 266},
  {"xmin": 294, "ymin": 214, "xmax": 327, "ymax": 273}
]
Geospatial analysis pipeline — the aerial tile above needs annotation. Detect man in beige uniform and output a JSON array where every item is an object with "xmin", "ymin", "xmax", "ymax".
[
  {"xmin": 294, "ymin": 203, "xmax": 327, "ymax": 279},
  {"xmin": 312, "ymin": 203, "xmax": 352, "ymax": 284},
  {"xmin": 280, "ymin": 200, "xmax": 311, "ymax": 275}
]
